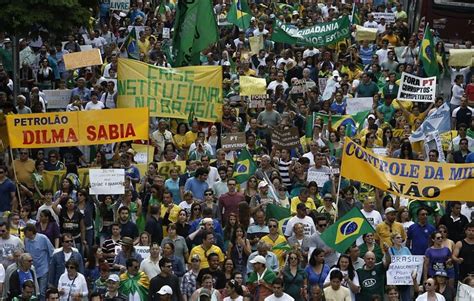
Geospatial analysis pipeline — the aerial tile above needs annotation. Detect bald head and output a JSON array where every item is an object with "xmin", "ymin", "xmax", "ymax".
[{"xmin": 364, "ymin": 251, "xmax": 376, "ymax": 268}]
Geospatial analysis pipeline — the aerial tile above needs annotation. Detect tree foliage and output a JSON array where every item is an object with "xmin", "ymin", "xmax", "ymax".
[{"xmin": 0, "ymin": 0, "xmax": 94, "ymax": 37}]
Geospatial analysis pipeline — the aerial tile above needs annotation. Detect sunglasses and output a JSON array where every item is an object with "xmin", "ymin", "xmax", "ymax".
[
  {"xmin": 318, "ymin": 224, "xmax": 327, "ymax": 227},
  {"xmin": 268, "ymin": 224, "xmax": 278, "ymax": 228},
  {"xmin": 204, "ymin": 193, "xmax": 213, "ymax": 196},
  {"xmin": 424, "ymin": 282, "xmax": 433, "ymax": 286}
]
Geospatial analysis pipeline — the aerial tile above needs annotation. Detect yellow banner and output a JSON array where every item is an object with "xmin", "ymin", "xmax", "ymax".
[
  {"xmin": 340, "ymin": 137, "xmax": 474, "ymax": 201},
  {"xmin": 117, "ymin": 59, "xmax": 223, "ymax": 122},
  {"xmin": 132, "ymin": 143, "xmax": 154, "ymax": 164},
  {"xmin": 6, "ymin": 108, "xmax": 149, "ymax": 148},
  {"xmin": 355, "ymin": 25, "xmax": 378, "ymax": 41},
  {"xmin": 63, "ymin": 49, "xmax": 103, "ymax": 70},
  {"xmin": 240, "ymin": 76, "xmax": 267, "ymax": 96},
  {"xmin": 157, "ymin": 161, "xmax": 186, "ymax": 178},
  {"xmin": 43, "ymin": 169, "xmax": 90, "ymax": 193}
]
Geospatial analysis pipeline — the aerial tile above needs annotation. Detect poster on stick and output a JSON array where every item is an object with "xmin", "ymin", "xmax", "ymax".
[
  {"xmin": 397, "ymin": 72, "xmax": 436, "ymax": 102},
  {"xmin": 221, "ymin": 132, "xmax": 247, "ymax": 150},
  {"xmin": 386, "ymin": 255, "xmax": 424, "ymax": 285},
  {"xmin": 89, "ymin": 169, "xmax": 125, "ymax": 195}
]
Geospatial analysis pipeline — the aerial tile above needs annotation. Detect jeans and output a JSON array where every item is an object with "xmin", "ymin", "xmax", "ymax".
[{"xmin": 38, "ymin": 275, "xmax": 48, "ymax": 301}]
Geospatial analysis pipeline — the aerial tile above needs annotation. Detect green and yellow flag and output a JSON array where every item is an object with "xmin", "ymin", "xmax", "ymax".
[
  {"xmin": 320, "ymin": 207, "xmax": 374, "ymax": 253},
  {"xmin": 228, "ymin": 0, "xmax": 252, "ymax": 30},
  {"xmin": 124, "ymin": 27, "xmax": 139, "ymax": 60},
  {"xmin": 420, "ymin": 25, "xmax": 440, "ymax": 77},
  {"xmin": 233, "ymin": 148, "xmax": 257, "ymax": 184}
]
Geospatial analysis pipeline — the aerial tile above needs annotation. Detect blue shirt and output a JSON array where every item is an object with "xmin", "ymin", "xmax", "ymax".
[
  {"xmin": 184, "ymin": 177, "xmax": 208, "ymax": 201},
  {"xmin": 71, "ymin": 87, "xmax": 91, "ymax": 102},
  {"xmin": 25, "ymin": 233, "xmax": 54, "ymax": 277},
  {"xmin": 407, "ymin": 223, "xmax": 436, "ymax": 255},
  {"xmin": 465, "ymin": 152, "xmax": 474, "ymax": 163},
  {"xmin": 165, "ymin": 178, "xmax": 181, "ymax": 204},
  {"xmin": 0, "ymin": 178, "xmax": 15, "ymax": 212}
]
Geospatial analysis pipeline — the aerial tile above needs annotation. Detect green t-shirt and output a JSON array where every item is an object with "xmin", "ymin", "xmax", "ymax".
[{"xmin": 356, "ymin": 263, "xmax": 385, "ymax": 301}]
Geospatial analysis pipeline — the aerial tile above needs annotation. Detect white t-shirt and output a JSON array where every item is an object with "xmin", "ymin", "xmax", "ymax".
[
  {"xmin": 140, "ymin": 257, "xmax": 161, "ymax": 279},
  {"xmin": 224, "ymin": 296, "xmax": 244, "ymax": 301},
  {"xmin": 264, "ymin": 293, "xmax": 295, "ymax": 301},
  {"xmin": 323, "ymin": 285, "xmax": 351, "ymax": 301},
  {"xmin": 284, "ymin": 216, "xmax": 316, "ymax": 237},
  {"xmin": 58, "ymin": 272, "xmax": 89, "ymax": 301},
  {"xmin": 450, "ymin": 84, "xmax": 465, "ymax": 106},
  {"xmin": 363, "ymin": 20, "xmax": 379, "ymax": 29},
  {"xmin": 323, "ymin": 268, "xmax": 359, "ymax": 301},
  {"xmin": 0, "ymin": 236, "xmax": 24, "ymax": 267},
  {"xmin": 85, "ymin": 101, "xmax": 105, "ymax": 110},
  {"xmin": 356, "ymin": 209, "xmax": 383, "ymax": 245}
]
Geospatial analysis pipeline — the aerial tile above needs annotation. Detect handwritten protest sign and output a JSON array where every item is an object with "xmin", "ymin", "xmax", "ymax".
[
  {"xmin": 110, "ymin": 0, "xmax": 130, "ymax": 11},
  {"xmin": 64, "ymin": 49, "xmax": 103, "ymax": 70},
  {"xmin": 346, "ymin": 97, "xmax": 373, "ymax": 114},
  {"xmin": 271, "ymin": 128, "xmax": 300, "ymax": 149},
  {"xmin": 290, "ymin": 79, "xmax": 307, "ymax": 95},
  {"xmin": 307, "ymin": 170, "xmax": 330, "ymax": 188},
  {"xmin": 134, "ymin": 246, "xmax": 150, "ymax": 259},
  {"xmin": 372, "ymin": 12, "xmax": 396, "ymax": 23},
  {"xmin": 89, "ymin": 169, "xmax": 125, "ymax": 195},
  {"xmin": 43, "ymin": 89, "xmax": 72, "ymax": 109},
  {"xmin": 397, "ymin": 72, "xmax": 436, "ymax": 102},
  {"xmin": 386, "ymin": 255, "xmax": 424, "ymax": 285},
  {"xmin": 240, "ymin": 76, "xmax": 267, "ymax": 96},
  {"xmin": 221, "ymin": 132, "xmax": 247, "ymax": 150},
  {"xmin": 249, "ymin": 95, "xmax": 268, "ymax": 108}
]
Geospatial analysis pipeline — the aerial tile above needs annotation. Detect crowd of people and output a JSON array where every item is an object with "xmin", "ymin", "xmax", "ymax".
[{"xmin": 0, "ymin": 0, "xmax": 473, "ymax": 301}]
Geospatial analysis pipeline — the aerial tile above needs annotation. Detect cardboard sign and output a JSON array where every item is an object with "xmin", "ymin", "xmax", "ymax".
[
  {"xmin": 355, "ymin": 25, "xmax": 378, "ymax": 41},
  {"xmin": 397, "ymin": 72, "xmax": 436, "ymax": 103},
  {"xmin": 249, "ymin": 35, "xmax": 264, "ymax": 54},
  {"xmin": 89, "ymin": 169, "xmax": 125, "ymax": 195},
  {"xmin": 307, "ymin": 170, "xmax": 330, "ymax": 188},
  {"xmin": 63, "ymin": 49, "xmax": 103, "ymax": 70},
  {"xmin": 386, "ymin": 255, "xmax": 424, "ymax": 285},
  {"xmin": 372, "ymin": 12, "xmax": 396, "ymax": 23},
  {"xmin": 162, "ymin": 28, "xmax": 170, "ymax": 39},
  {"xmin": 271, "ymin": 128, "xmax": 300, "ymax": 149},
  {"xmin": 249, "ymin": 95, "xmax": 268, "ymax": 109},
  {"xmin": 449, "ymin": 49, "xmax": 474, "ymax": 67},
  {"xmin": 290, "ymin": 79, "xmax": 307, "ymax": 95},
  {"xmin": 43, "ymin": 89, "xmax": 72, "ymax": 109},
  {"xmin": 110, "ymin": 0, "xmax": 130, "ymax": 11},
  {"xmin": 221, "ymin": 132, "xmax": 247, "ymax": 150},
  {"xmin": 372, "ymin": 148, "xmax": 388, "ymax": 156}
]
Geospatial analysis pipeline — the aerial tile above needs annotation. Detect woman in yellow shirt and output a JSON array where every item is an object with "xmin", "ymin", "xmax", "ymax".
[
  {"xmin": 174, "ymin": 122, "xmax": 189, "ymax": 159},
  {"xmin": 261, "ymin": 218, "xmax": 288, "ymax": 268}
]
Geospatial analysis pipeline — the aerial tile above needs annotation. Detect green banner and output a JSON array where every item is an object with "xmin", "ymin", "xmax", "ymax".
[{"xmin": 271, "ymin": 16, "xmax": 351, "ymax": 47}]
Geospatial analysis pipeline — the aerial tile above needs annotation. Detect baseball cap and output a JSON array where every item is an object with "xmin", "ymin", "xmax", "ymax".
[
  {"xmin": 367, "ymin": 114, "xmax": 376, "ymax": 120},
  {"xmin": 249, "ymin": 255, "xmax": 266, "ymax": 265},
  {"xmin": 107, "ymin": 274, "xmax": 120, "ymax": 282},
  {"xmin": 258, "ymin": 181, "xmax": 269, "ymax": 189},
  {"xmin": 200, "ymin": 288, "xmax": 211, "ymax": 297},
  {"xmin": 384, "ymin": 207, "xmax": 397, "ymax": 215},
  {"xmin": 323, "ymin": 193, "xmax": 333, "ymax": 200},
  {"xmin": 158, "ymin": 285, "xmax": 173, "ymax": 295},
  {"xmin": 435, "ymin": 270, "xmax": 448, "ymax": 278}
]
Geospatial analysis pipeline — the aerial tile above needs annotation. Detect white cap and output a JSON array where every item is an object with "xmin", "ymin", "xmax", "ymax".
[
  {"xmin": 251, "ymin": 17, "xmax": 256, "ymax": 21},
  {"xmin": 332, "ymin": 70, "xmax": 340, "ymax": 77},
  {"xmin": 385, "ymin": 207, "xmax": 397, "ymax": 214},
  {"xmin": 292, "ymin": 10, "xmax": 299, "ymax": 15},
  {"xmin": 367, "ymin": 114, "xmax": 376, "ymax": 120},
  {"xmin": 201, "ymin": 217, "xmax": 213, "ymax": 225},
  {"xmin": 107, "ymin": 274, "xmax": 120, "ymax": 282},
  {"xmin": 249, "ymin": 255, "xmax": 266, "ymax": 265},
  {"xmin": 158, "ymin": 285, "xmax": 173, "ymax": 295},
  {"xmin": 258, "ymin": 181, "xmax": 269, "ymax": 189}
]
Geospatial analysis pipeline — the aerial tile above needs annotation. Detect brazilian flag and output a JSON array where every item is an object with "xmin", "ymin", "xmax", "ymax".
[
  {"xmin": 124, "ymin": 27, "xmax": 139, "ymax": 60},
  {"xmin": 233, "ymin": 148, "xmax": 257, "ymax": 184},
  {"xmin": 420, "ymin": 25, "xmax": 440, "ymax": 77},
  {"xmin": 320, "ymin": 207, "xmax": 374, "ymax": 253},
  {"xmin": 227, "ymin": 0, "xmax": 252, "ymax": 30}
]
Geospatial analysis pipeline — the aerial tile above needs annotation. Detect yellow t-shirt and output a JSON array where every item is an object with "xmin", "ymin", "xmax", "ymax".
[
  {"xmin": 375, "ymin": 221, "xmax": 406, "ymax": 249},
  {"xmin": 290, "ymin": 196, "xmax": 317, "ymax": 215},
  {"xmin": 160, "ymin": 203, "xmax": 180, "ymax": 236},
  {"xmin": 189, "ymin": 244, "xmax": 225, "ymax": 269},
  {"xmin": 184, "ymin": 131, "xmax": 198, "ymax": 148},
  {"xmin": 261, "ymin": 234, "xmax": 287, "ymax": 267}
]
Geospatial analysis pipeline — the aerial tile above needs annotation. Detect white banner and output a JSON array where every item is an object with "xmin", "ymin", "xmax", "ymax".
[
  {"xmin": 372, "ymin": 148, "xmax": 388, "ymax": 156},
  {"xmin": 386, "ymin": 255, "xmax": 424, "ymax": 285},
  {"xmin": 397, "ymin": 72, "xmax": 436, "ymax": 103},
  {"xmin": 346, "ymin": 97, "xmax": 373, "ymax": 114},
  {"xmin": 110, "ymin": 0, "xmax": 130, "ymax": 11},
  {"xmin": 307, "ymin": 170, "xmax": 329, "ymax": 188},
  {"xmin": 89, "ymin": 169, "xmax": 125, "ymax": 195},
  {"xmin": 456, "ymin": 282, "xmax": 474, "ymax": 301},
  {"xmin": 43, "ymin": 89, "xmax": 72, "ymax": 109}
]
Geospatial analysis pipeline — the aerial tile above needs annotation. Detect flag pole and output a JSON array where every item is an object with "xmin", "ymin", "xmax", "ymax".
[
  {"xmin": 334, "ymin": 171, "xmax": 342, "ymax": 223},
  {"xmin": 9, "ymin": 148, "xmax": 23, "ymax": 209}
]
